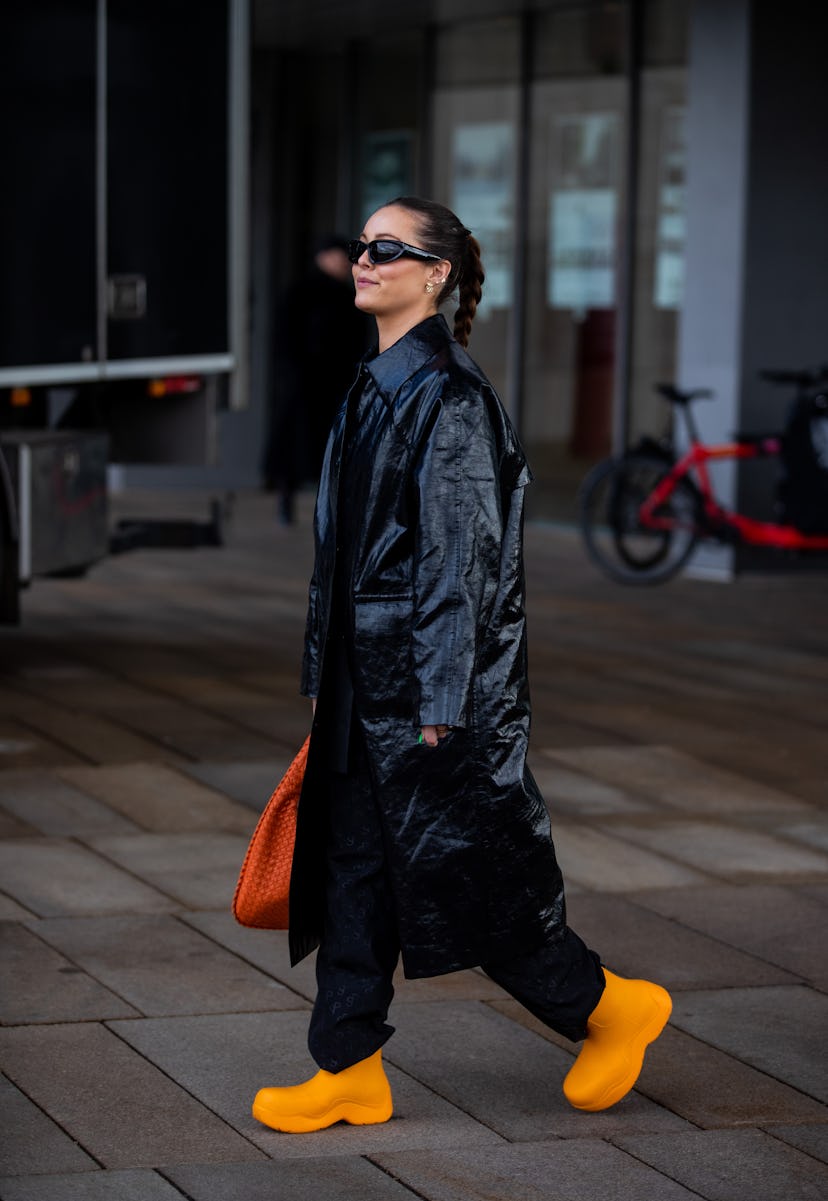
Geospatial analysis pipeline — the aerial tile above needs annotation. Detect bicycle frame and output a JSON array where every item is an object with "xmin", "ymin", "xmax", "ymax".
[{"xmin": 639, "ymin": 438, "xmax": 828, "ymax": 551}]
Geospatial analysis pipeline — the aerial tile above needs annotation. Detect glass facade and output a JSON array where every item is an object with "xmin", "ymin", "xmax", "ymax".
[
  {"xmin": 628, "ymin": 1, "xmax": 689, "ymax": 447},
  {"xmin": 261, "ymin": 0, "xmax": 691, "ymax": 522},
  {"xmin": 432, "ymin": 19, "xmax": 522, "ymax": 400},
  {"xmin": 523, "ymin": 5, "xmax": 628, "ymax": 519}
]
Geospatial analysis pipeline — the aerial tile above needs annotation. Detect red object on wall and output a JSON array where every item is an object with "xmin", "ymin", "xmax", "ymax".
[{"xmin": 569, "ymin": 309, "xmax": 616, "ymax": 459}]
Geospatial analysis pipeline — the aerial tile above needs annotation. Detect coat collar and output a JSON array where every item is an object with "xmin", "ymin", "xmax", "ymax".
[{"xmin": 364, "ymin": 314, "xmax": 453, "ymax": 398}]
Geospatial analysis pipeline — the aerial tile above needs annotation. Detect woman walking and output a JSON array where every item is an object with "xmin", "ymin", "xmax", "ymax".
[{"xmin": 253, "ymin": 197, "xmax": 671, "ymax": 1133}]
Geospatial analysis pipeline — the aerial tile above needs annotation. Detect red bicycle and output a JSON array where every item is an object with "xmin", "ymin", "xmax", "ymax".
[{"xmin": 579, "ymin": 367, "xmax": 828, "ymax": 584}]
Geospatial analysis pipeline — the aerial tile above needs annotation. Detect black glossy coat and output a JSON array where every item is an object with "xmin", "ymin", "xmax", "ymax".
[{"xmin": 289, "ymin": 315, "xmax": 567, "ymax": 977}]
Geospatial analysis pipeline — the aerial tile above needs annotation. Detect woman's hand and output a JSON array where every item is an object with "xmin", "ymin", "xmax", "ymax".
[{"xmin": 421, "ymin": 724, "xmax": 448, "ymax": 746}]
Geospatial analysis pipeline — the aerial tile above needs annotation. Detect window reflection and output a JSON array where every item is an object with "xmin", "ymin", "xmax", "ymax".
[
  {"xmin": 432, "ymin": 85, "xmax": 519, "ymax": 398},
  {"xmin": 452, "ymin": 121, "xmax": 515, "ymax": 316}
]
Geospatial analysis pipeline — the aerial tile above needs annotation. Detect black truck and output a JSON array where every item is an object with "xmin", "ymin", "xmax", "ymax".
[{"xmin": 0, "ymin": 0, "xmax": 249, "ymax": 622}]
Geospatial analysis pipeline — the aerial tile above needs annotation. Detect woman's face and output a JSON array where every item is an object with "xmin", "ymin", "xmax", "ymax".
[{"xmin": 352, "ymin": 205, "xmax": 449, "ymax": 324}]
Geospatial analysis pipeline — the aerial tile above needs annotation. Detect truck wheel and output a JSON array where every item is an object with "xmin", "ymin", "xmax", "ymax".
[{"xmin": 0, "ymin": 525, "xmax": 20, "ymax": 625}]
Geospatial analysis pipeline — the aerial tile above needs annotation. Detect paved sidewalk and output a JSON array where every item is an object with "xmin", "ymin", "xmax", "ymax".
[{"xmin": 1, "ymin": 489, "xmax": 826, "ymax": 1201}]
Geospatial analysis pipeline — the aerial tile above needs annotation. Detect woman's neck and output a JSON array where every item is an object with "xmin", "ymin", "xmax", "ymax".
[{"xmin": 376, "ymin": 307, "xmax": 438, "ymax": 354}]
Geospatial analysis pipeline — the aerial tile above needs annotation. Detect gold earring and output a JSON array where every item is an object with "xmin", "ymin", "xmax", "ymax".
[{"xmin": 425, "ymin": 281, "xmax": 435, "ymax": 295}]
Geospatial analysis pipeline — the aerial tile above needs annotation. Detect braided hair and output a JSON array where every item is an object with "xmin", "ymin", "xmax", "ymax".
[{"xmin": 387, "ymin": 196, "xmax": 485, "ymax": 348}]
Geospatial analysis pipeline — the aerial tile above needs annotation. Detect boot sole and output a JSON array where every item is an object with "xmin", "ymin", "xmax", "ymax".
[
  {"xmin": 252, "ymin": 1096, "xmax": 393, "ymax": 1134},
  {"xmin": 567, "ymin": 983, "xmax": 672, "ymax": 1113}
]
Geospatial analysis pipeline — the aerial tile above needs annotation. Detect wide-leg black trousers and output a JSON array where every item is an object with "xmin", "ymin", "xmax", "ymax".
[{"xmin": 308, "ymin": 732, "xmax": 605, "ymax": 1074}]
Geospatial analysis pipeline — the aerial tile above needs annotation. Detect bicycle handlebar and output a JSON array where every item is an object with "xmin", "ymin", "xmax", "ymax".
[
  {"xmin": 656, "ymin": 367, "xmax": 828, "ymax": 408},
  {"xmin": 760, "ymin": 365, "xmax": 828, "ymax": 387}
]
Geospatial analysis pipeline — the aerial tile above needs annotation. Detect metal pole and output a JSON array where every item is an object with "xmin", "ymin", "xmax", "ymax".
[
  {"xmin": 418, "ymin": 24, "xmax": 436, "ymax": 197},
  {"xmin": 613, "ymin": 0, "xmax": 643, "ymax": 452},
  {"xmin": 228, "ymin": 0, "xmax": 251, "ymax": 410},
  {"xmin": 506, "ymin": 8, "xmax": 534, "ymax": 431},
  {"xmin": 95, "ymin": 0, "xmax": 107, "ymax": 366},
  {"xmin": 338, "ymin": 41, "xmax": 358, "ymax": 232}
]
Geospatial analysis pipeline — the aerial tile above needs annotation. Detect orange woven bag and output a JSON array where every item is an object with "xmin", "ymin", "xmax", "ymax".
[{"xmin": 232, "ymin": 736, "xmax": 310, "ymax": 929}]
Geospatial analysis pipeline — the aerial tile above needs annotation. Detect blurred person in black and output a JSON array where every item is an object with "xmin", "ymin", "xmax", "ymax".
[{"xmin": 264, "ymin": 235, "xmax": 370, "ymax": 523}]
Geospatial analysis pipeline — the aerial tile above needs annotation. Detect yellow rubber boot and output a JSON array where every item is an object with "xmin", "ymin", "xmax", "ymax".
[
  {"xmin": 563, "ymin": 969, "xmax": 672, "ymax": 1112},
  {"xmin": 252, "ymin": 1049, "xmax": 393, "ymax": 1133}
]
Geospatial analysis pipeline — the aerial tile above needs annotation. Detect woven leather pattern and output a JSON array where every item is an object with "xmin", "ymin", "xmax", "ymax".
[{"xmin": 232, "ymin": 736, "xmax": 310, "ymax": 929}]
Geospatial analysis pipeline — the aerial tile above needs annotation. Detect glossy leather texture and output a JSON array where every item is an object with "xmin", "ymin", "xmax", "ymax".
[{"xmin": 289, "ymin": 314, "xmax": 567, "ymax": 977}]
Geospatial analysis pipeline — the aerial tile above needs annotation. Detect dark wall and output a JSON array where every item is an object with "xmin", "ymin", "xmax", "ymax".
[
  {"xmin": 737, "ymin": 0, "xmax": 828, "ymax": 523},
  {"xmin": 0, "ymin": 1, "xmax": 97, "ymax": 368}
]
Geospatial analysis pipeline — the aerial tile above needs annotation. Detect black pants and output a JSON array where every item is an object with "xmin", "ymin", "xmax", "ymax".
[{"xmin": 308, "ymin": 735, "xmax": 605, "ymax": 1074}]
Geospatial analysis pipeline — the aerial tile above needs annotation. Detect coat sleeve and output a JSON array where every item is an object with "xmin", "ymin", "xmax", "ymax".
[{"xmin": 411, "ymin": 394, "xmax": 503, "ymax": 728}]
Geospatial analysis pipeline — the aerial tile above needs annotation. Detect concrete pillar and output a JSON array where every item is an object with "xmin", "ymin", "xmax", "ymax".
[
  {"xmin": 736, "ymin": 1, "xmax": 828, "ymax": 563},
  {"xmin": 678, "ymin": 0, "xmax": 828, "ymax": 576},
  {"xmin": 677, "ymin": 0, "xmax": 751, "ymax": 578}
]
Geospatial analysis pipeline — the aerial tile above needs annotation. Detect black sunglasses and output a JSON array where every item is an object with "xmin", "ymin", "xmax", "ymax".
[{"xmin": 347, "ymin": 238, "xmax": 442, "ymax": 265}]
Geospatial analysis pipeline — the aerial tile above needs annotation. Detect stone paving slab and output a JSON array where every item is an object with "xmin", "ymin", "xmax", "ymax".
[
  {"xmin": 544, "ymin": 710, "xmax": 823, "ymax": 804},
  {"xmin": 550, "ymin": 823, "xmax": 708, "ymax": 891},
  {"xmin": 137, "ymin": 675, "xmax": 301, "ymax": 742},
  {"xmin": 0, "ymin": 1074, "xmax": 98, "ymax": 1177},
  {"xmin": 0, "ymin": 808, "xmax": 37, "ymax": 838},
  {"xmin": 29, "ymin": 914, "xmax": 306, "ymax": 1017},
  {"xmin": 0, "ymin": 719, "xmax": 87, "ymax": 770},
  {"xmin": 564, "ymin": 892, "xmax": 798, "ymax": 990},
  {"xmin": 109, "ymin": 1009, "xmax": 506, "ymax": 1159},
  {"xmin": 0, "ymin": 839, "xmax": 176, "ymax": 917},
  {"xmin": 538, "ymin": 698, "xmax": 734, "ymax": 765},
  {"xmin": 387, "ymin": 1000, "xmax": 690, "ymax": 1141},
  {"xmin": 133, "ymin": 671, "xmax": 291, "ymax": 716},
  {"xmin": 182, "ymin": 913, "xmax": 512, "ymax": 1007},
  {"xmin": 631, "ymin": 1024, "xmax": 828, "ymax": 1127},
  {"xmin": 59, "ymin": 763, "xmax": 256, "ymax": 834},
  {"xmin": 528, "ymin": 760, "xmax": 653, "ymax": 817},
  {"xmin": 15, "ymin": 673, "xmax": 284, "ymax": 763},
  {"xmin": 608, "ymin": 819, "xmax": 828, "ymax": 880},
  {"xmin": 763, "ymin": 1123, "xmax": 828, "ymax": 1164},
  {"xmin": 182, "ymin": 759, "xmax": 291, "ymax": 808},
  {"xmin": 0, "ymin": 1170, "xmax": 189, "ymax": 1201},
  {"xmin": 680, "ymin": 637, "xmax": 828, "ymax": 684},
  {"xmin": 493, "ymin": 1005, "xmax": 828, "ymax": 1128},
  {"xmin": 165, "ymin": 1158, "xmax": 418, "ymax": 1201},
  {"xmin": 800, "ymin": 883, "xmax": 828, "ymax": 906},
  {"xmin": 670, "ymin": 985, "xmax": 828, "ymax": 1103},
  {"xmin": 0, "ymin": 893, "xmax": 35, "ymax": 921},
  {"xmin": 180, "ymin": 916, "xmax": 317, "ymax": 1001},
  {"xmin": 612, "ymin": 1128, "xmax": 828, "ymax": 1201},
  {"xmin": 84, "ymin": 832, "xmax": 249, "ymax": 909},
  {"xmin": 0, "ymin": 769, "xmax": 140, "ymax": 836},
  {"xmin": 530, "ymin": 717, "xmax": 620, "ymax": 750},
  {"xmin": 0, "ymin": 688, "xmax": 185, "ymax": 766},
  {"xmin": 665, "ymin": 736, "xmax": 826, "ymax": 809},
  {"xmin": 0, "ymin": 1023, "xmax": 265, "ymax": 1169},
  {"xmin": 544, "ymin": 745, "xmax": 811, "ymax": 814},
  {"xmin": 628, "ymin": 883, "xmax": 828, "ymax": 984},
  {"xmin": 779, "ymin": 817, "xmax": 828, "ymax": 853},
  {"xmin": 0, "ymin": 921, "xmax": 139, "ymax": 1024},
  {"xmin": 374, "ymin": 1138, "xmax": 700, "ymax": 1201}
]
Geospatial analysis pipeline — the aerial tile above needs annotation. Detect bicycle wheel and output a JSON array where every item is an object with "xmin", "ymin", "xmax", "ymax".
[{"xmin": 579, "ymin": 454, "xmax": 701, "ymax": 584}]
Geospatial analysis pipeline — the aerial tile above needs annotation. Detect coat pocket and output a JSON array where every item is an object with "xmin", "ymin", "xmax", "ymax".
[{"xmin": 352, "ymin": 596, "xmax": 415, "ymax": 716}]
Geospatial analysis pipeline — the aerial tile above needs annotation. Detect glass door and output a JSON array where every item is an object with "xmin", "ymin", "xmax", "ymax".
[
  {"xmin": 522, "ymin": 6, "xmax": 627, "ymax": 521},
  {"xmin": 431, "ymin": 86, "xmax": 519, "ymax": 400},
  {"xmin": 430, "ymin": 18, "xmax": 521, "ymax": 402}
]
